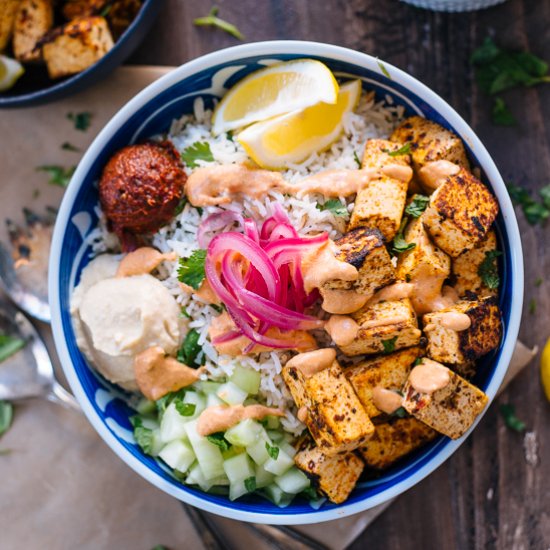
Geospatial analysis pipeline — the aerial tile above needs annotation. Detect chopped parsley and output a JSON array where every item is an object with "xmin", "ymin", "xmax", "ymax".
[
  {"xmin": 492, "ymin": 97, "xmax": 516, "ymax": 126},
  {"xmin": 206, "ymin": 432, "xmax": 230, "ymax": 451},
  {"xmin": 391, "ymin": 217, "xmax": 416, "ymax": 255},
  {"xmin": 0, "ymin": 334, "xmax": 26, "ymax": 363},
  {"xmin": 317, "ymin": 198, "xmax": 349, "ymax": 219},
  {"xmin": 265, "ymin": 442, "xmax": 279, "ymax": 460},
  {"xmin": 36, "ymin": 165, "xmax": 76, "ymax": 188},
  {"xmin": 174, "ymin": 401, "xmax": 196, "ymax": 417},
  {"xmin": 353, "ymin": 150, "xmax": 362, "ymax": 168},
  {"xmin": 391, "ymin": 406, "xmax": 408, "ymax": 418},
  {"xmin": 61, "ymin": 141, "xmax": 81, "ymax": 152},
  {"xmin": 405, "ymin": 194, "xmax": 430, "ymax": 218},
  {"xmin": 244, "ymin": 476, "xmax": 256, "ymax": 492},
  {"xmin": 130, "ymin": 416, "xmax": 155, "ymax": 455},
  {"xmin": 180, "ymin": 141, "xmax": 215, "ymax": 168},
  {"xmin": 528, "ymin": 298, "xmax": 537, "ymax": 315},
  {"xmin": 385, "ymin": 143, "xmax": 411, "ymax": 157},
  {"xmin": 180, "ymin": 307, "xmax": 192, "ymax": 319},
  {"xmin": 0, "ymin": 401, "xmax": 13, "ymax": 437},
  {"xmin": 377, "ymin": 59, "xmax": 391, "ymax": 79},
  {"xmin": 177, "ymin": 329, "xmax": 202, "ymax": 367},
  {"xmin": 67, "ymin": 111, "xmax": 93, "ymax": 131},
  {"xmin": 381, "ymin": 336, "xmax": 398, "ymax": 354},
  {"xmin": 508, "ymin": 182, "xmax": 550, "ymax": 225},
  {"xmin": 413, "ymin": 357, "xmax": 423, "ymax": 366},
  {"xmin": 174, "ymin": 196, "xmax": 188, "ymax": 216},
  {"xmin": 478, "ymin": 250, "xmax": 502, "ymax": 290},
  {"xmin": 193, "ymin": 6, "xmax": 244, "ymax": 40},
  {"xmin": 499, "ymin": 403, "xmax": 526, "ymax": 432},
  {"xmin": 177, "ymin": 249, "xmax": 206, "ymax": 290}
]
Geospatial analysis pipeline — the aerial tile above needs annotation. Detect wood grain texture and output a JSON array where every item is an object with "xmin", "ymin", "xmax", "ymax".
[{"xmin": 129, "ymin": 1, "xmax": 550, "ymax": 548}]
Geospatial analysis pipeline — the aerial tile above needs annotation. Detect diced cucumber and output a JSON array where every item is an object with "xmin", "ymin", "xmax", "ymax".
[
  {"xmin": 243, "ymin": 398, "xmax": 259, "ymax": 406},
  {"xmin": 245, "ymin": 429, "xmax": 272, "ymax": 465},
  {"xmin": 136, "ymin": 398, "xmax": 156, "ymax": 415},
  {"xmin": 160, "ymin": 403, "xmax": 190, "ymax": 443},
  {"xmin": 223, "ymin": 452, "xmax": 254, "ymax": 484},
  {"xmin": 308, "ymin": 497, "xmax": 327, "ymax": 510},
  {"xmin": 216, "ymin": 382, "xmax": 247, "ymax": 405},
  {"xmin": 229, "ymin": 365, "xmax": 261, "ymax": 395},
  {"xmin": 265, "ymin": 415, "xmax": 281, "ymax": 430},
  {"xmin": 274, "ymin": 467, "xmax": 310, "ymax": 494},
  {"xmin": 159, "ymin": 440, "xmax": 195, "ymax": 473},
  {"xmin": 263, "ymin": 448, "xmax": 294, "ymax": 476},
  {"xmin": 279, "ymin": 440, "xmax": 297, "ymax": 459},
  {"xmin": 255, "ymin": 464, "xmax": 275, "ymax": 489},
  {"xmin": 148, "ymin": 427, "xmax": 164, "ymax": 457},
  {"xmin": 263, "ymin": 483, "xmax": 293, "ymax": 508},
  {"xmin": 229, "ymin": 479, "xmax": 248, "ymax": 501},
  {"xmin": 196, "ymin": 381, "xmax": 222, "ymax": 395},
  {"xmin": 266, "ymin": 429, "xmax": 284, "ymax": 443},
  {"xmin": 185, "ymin": 420, "xmax": 225, "ymax": 480},
  {"xmin": 225, "ymin": 419, "xmax": 263, "ymax": 447},
  {"xmin": 222, "ymin": 445, "xmax": 245, "ymax": 460},
  {"xmin": 186, "ymin": 462, "xmax": 213, "ymax": 491},
  {"xmin": 206, "ymin": 393, "xmax": 224, "ymax": 408},
  {"xmin": 183, "ymin": 391, "xmax": 206, "ymax": 415},
  {"xmin": 141, "ymin": 417, "xmax": 160, "ymax": 430}
]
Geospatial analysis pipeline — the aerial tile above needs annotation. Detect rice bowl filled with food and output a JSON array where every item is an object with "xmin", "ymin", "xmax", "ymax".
[{"xmin": 67, "ymin": 58, "xmax": 505, "ymax": 510}]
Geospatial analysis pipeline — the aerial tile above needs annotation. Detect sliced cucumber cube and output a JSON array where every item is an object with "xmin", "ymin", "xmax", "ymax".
[
  {"xmin": 279, "ymin": 440, "xmax": 297, "ymax": 459},
  {"xmin": 225, "ymin": 419, "xmax": 263, "ymax": 447},
  {"xmin": 245, "ymin": 429, "xmax": 272, "ymax": 465},
  {"xmin": 206, "ymin": 393, "xmax": 224, "ymax": 408},
  {"xmin": 263, "ymin": 483, "xmax": 293, "ymax": 507},
  {"xmin": 223, "ymin": 452, "xmax": 254, "ymax": 484},
  {"xmin": 216, "ymin": 382, "xmax": 247, "ymax": 405},
  {"xmin": 274, "ymin": 467, "xmax": 310, "ymax": 494},
  {"xmin": 185, "ymin": 420, "xmax": 225, "ymax": 480},
  {"xmin": 229, "ymin": 479, "xmax": 248, "ymax": 501},
  {"xmin": 147, "ymin": 427, "xmax": 164, "ymax": 457},
  {"xmin": 266, "ymin": 429, "xmax": 284, "ymax": 443},
  {"xmin": 308, "ymin": 497, "xmax": 327, "ymax": 510},
  {"xmin": 229, "ymin": 365, "xmax": 261, "ymax": 395},
  {"xmin": 263, "ymin": 448, "xmax": 294, "ymax": 476},
  {"xmin": 183, "ymin": 391, "xmax": 206, "ymax": 415},
  {"xmin": 196, "ymin": 381, "xmax": 223, "ymax": 395},
  {"xmin": 136, "ymin": 398, "xmax": 156, "ymax": 415},
  {"xmin": 159, "ymin": 440, "xmax": 195, "ymax": 473},
  {"xmin": 265, "ymin": 415, "xmax": 281, "ymax": 430},
  {"xmin": 186, "ymin": 462, "xmax": 213, "ymax": 491},
  {"xmin": 255, "ymin": 464, "xmax": 275, "ymax": 489},
  {"xmin": 160, "ymin": 403, "xmax": 190, "ymax": 443}
]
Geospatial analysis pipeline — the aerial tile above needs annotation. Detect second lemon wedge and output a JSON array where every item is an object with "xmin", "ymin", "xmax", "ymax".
[{"xmin": 237, "ymin": 79, "xmax": 362, "ymax": 170}]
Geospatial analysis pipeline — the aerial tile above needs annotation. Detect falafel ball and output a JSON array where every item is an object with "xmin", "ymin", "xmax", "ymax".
[{"xmin": 99, "ymin": 141, "xmax": 186, "ymax": 250}]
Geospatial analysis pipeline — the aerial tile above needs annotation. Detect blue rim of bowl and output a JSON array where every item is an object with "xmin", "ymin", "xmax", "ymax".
[
  {"xmin": 0, "ymin": 0, "xmax": 161, "ymax": 108},
  {"xmin": 49, "ymin": 41, "xmax": 524, "ymax": 524}
]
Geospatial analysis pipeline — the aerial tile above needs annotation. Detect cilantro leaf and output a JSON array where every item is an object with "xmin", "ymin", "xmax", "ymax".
[
  {"xmin": 206, "ymin": 432, "xmax": 230, "ymax": 451},
  {"xmin": 174, "ymin": 196, "xmax": 188, "ymax": 216},
  {"xmin": 0, "ymin": 401, "xmax": 13, "ymax": 437},
  {"xmin": 478, "ymin": 250, "xmax": 502, "ymax": 290},
  {"xmin": 405, "ymin": 194, "xmax": 430, "ymax": 218},
  {"xmin": 36, "ymin": 165, "xmax": 76, "ymax": 188},
  {"xmin": 471, "ymin": 37, "xmax": 500, "ymax": 65},
  {"xmin": 377, "ymin": 59, "xmax": 391, "ymax": 79},
  {"xmin": 265, "ymin": 442, "xmax": 279, "ymax": 460},
  {"xmin": 174, "ymin": 400, "xmax": 196, "ymax": 417},
  {"xmin": 181, "ymin": 141, "xmax": 215, "ymax": 168},
  {"xmin": 353, "ymin": 150, "xmax": 362, "ymax": 168},
  {"xmin": 385, "ymin": 143, "xmax": 411, "ymax": 157},
  {"xmin": 391, "ymin": 217, "xmax": 416, "ymax": 255},
  {"xmin": 61, "ymin": 141, "xmax": 81, "ymax": 152},
  {"xmin": 130, "ymin": 416, "xmax": 155, "ymax": 455},
  {"xmin": 0, "ymin": 334, "xmax": 26, "ymax": 363},
  {"xmin": 244, "ymin": 476, "xmax": 256, "ymax": 493},
  {"xmin": 177, "ymin": 329, "xmax": 202, "ymax": 367},
  {"xmin": 540, "ymin": 184, "xmax": 550, "ymax": 209},
  {"xmin": 177, "ymin": 249, "xmax": 206, "ymax": 289},
  {"xmin": 528, "ymin": 298, "xmax": 536, "ymax": 315},
  {"xmin": 391, "ymin": 406, "xmax": 408, "ymax": 418},
  {"xmin": 535, "ymin": 277, "xmax": 543, "ymax": 287},
  {"xmin": 67, "ymin": 111, "xmax": 92, "ymax": 131},
  {"xmin": 301, "ymin": 486, "xmax": 319, "ymax": 500},
  {"xmin": 507, "ymin": 182, "xmax": 550, "ymax": 225},
  {"xmin": 499, "ymin": 403, "xmax": 526, "ymax": 432},
  {"xmin": 413, "ymin": 357, "xmax": 423, "ymax": 366},
  {"xmin": 317, "ymin": 198, "xmax": 349, "ymax": 219},
  {"xmin": 492, "ymin": 97, "xmax": 516, "ymax": 126},
  {"xmin": 194, "ymin": 7, "xmax": 244, "ymax": 40},
  {"xmin": 180, "ymin": 307, "xmax": 192, "ymax": 319},
  {"xmin": 381, "ymin": 336, "xmax": 397, "ymax": 354}
]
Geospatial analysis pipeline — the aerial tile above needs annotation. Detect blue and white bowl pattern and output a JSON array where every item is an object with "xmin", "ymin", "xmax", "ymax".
[{"xmin": 49, "ymin": 42, "xmax": 523, "ymax": 524}]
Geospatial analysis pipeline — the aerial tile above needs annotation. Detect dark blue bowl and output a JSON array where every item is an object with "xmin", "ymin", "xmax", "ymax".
[{"xmin": 0, "ymin": 0, "xmax": 162, "ymax": 108}]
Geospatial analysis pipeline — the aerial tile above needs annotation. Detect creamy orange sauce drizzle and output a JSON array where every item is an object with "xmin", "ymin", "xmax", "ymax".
[
  {"xmin": 320, "ymin": 288, "xmax": 368, "ymax": 315},
  {"xmin": 297, "ymin": 406, "xmax": 308, "ymax": 423},
  {"xmin": 286, "ymin": 348, "xmax": 336, "ymax": 377},
  {"xmin": 424, "ymin": 311, "xmax": 471, "ymax": 332},
  {"xmin": 361, "ymin": 315, "xmax": 409, "ymax": 329},
  {"xmin": 133, "ymin": 346, "xmax": 204, "ymax": 401},
  {"xmin": 418, "ymin": 160, "xmax": 460, "ymax": 191},
  {"xmin": 325, "ymin": 315, "xmax": 360, "ymax": 346},
  {"xmin": 409, "ymin": 359, "xmax": 451, "ymax": 394},
  {"xmin": 197, "ymin": 404, "xmax": 284, "ymax": 436},
  {"xmin": 372, "ymin": 387, "xmax": 403, "ymax": 414},
  {"xmin": 194, "ymin": 279, "xmax": 221, "ymax": 304},
  {"xmin": 367, "ymin": 283, "xmax": 414, "ymax": 306},
  {"xmin": 116, "ymin": 247, "xmax": 176, "ymax": 278}
]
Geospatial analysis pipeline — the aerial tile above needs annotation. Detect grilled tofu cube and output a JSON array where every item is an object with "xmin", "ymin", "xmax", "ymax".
[
  {"xmin": 294, "ymin": 438, "xmax": 364, "ymax": 504},
  {"xmin": 0, "ymin": 0, "xmax": 20, "ymax": 52},
  {"xmin": 402, "ymin": 358, "xmax": 488, "ymax": 439},
  {"xmin": 358, "ymin": 417, "xmax": 437, "ymax": 469},
  {"xmin": 422, "ymin": 168, "xmax": 499, "ymax": 257},
  {"xmin": 331, "ymin": 298, "xmax": 422, "ymax": 357},
  {"xmin": 391, "ymin": 116, "xmax": 470, "ymax": 175},
  {"xmin": 13, "ymin": 0, "xmax": 53, "ymax": 62},
  {"xmin": 323, "ymin": 227, "xmax": 395, "ymax": 298},
  {"xmin": 361, "ymin": 139, "xmax": 412, "ymax": 172},
  {"xmin": 62, "ymin": 0, "xmax": 108, "ymax": 19},
  {"xmin": 423, "ymin": 297, "xmax": 502, "ymax": 364},
  {"xmin": 282, "ymin": 349, "xmax": 375, "ymax": 453},
  {"xmin": 42, "ymin": 16, "xmax": 114, "ymax": 79},
  {"xmin": 345, "ymin": 347, "xmax": 422, "ymax": 417},
  {"xmin": 453, "ymin": 229, "xmax": 498, "ymax": 298}
]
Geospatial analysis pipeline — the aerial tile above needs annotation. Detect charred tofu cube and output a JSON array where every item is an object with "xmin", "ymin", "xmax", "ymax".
[
  {"xmin": 423, "ymin": 297, "xmax": 502, "ymax": 364},
  {"xmin": 323, "ymin": 227, "xmax": 395, "ymax": 298},
  {"xmin": 422, "ymin": 168, "xmax": 499, "ymax": 257},
  {"xmin": 42, "ymin": 16, "xmax": 114, "ymax": 79},
  {"xmin": 391, "ymin": 116, "xmax": 470, "ymax": 174},
  {"xmin": 13, "ymin": 0, "xmax": 53, "ymax": 62},
  {"xmin": 329, "ymin": 298, "xmax": 422, "ymax": 357},
  {"xmin": 361, "ymin": 139, "xmax": 412, "ymax": 172},
  {"xmin": 282, "ymin": 349, "xmax": 374, "ymax": 453},
  {"xmin": 358, "ymin": 417, "xmax": 437, "ymax": 469},
  {"xmin": 294, "ymin": 438, "xmax": 364, "ymax": 504},
  {"xmin": 402, "ymin": 358, "xmax": 488, "ymax": 439},
  {"xmin": 345, "ymin": 346, "xmax": 422, "ymax": 417},
  {"xmin": 453, "ymin": 229, "xmax": 498, "ymax": 298},
  {"xmin": 0, "ymin": 0, "xmax": 20, "ymax": 52},
  {"xmin": 61, "ymin": 0, "xmax": 108, "ymax": 19},
  {"xmin": 103, "ymin": 0, "xmax": 142, "ymax": 39}
]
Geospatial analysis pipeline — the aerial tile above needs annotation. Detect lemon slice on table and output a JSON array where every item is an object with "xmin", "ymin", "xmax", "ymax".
[
  {"xmin": 0, "ymin": 55, "xmax": 24, "ymax": 92},
  {"xmin": 237, "ymin": 79, "xmax": 362, "ymax": 170},
  {"xmin": 212, "ymin": 59, "xmax": 339, "ymax": 135},
  {"xmin": 541, "ymin": 337, "xmax": 550, "ymax": 402}
]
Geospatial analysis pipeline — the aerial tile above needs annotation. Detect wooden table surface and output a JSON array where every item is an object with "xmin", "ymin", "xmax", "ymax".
[{"xmin": 129, "ymin": 1, "xmax": 550, "ymax": 548}]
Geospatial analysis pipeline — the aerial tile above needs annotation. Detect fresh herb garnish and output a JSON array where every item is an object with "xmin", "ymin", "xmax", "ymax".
[
  {"xmin": 61, "ymin": 141, "xmax": 81, "ymax": 152},
  {"xmin": 492, "ymin": 97, "xmax": 516, "ymax": 126},
  {"xmin": 0, "ymin": 401, "xmax": 13, "ymax": 437},
  {"xmin": 226, "ymin": 131, "xmax": 234, "ymax": 142},
  {"xmin": 177, "ymin": 249, "xmax": 206, "ymax": 290},
  {"xmin": 0, "ymin": 334, "xmax": 25, "ymax": 363},
  {"xmin": 100, "ymin": 4, "xmax": 112, "ymax": 17},
  {"xmin": 177, "ymin": 329, "xmax": 202, "ymax": 367},
  {"xmin": 528, "ymin": 298, "xmax": 537, "ymax": 315},
  {"xmin": 181, "ymin": 141, "xmax": 215, "ymax": 168},
  {"xmin": 353, "ymin": 150, "xmax": 362, "ymax": 168},
  {"xmin": 301, "ymin": 486, "xmax": 319, "ymax": 500},
  {"xmin": 174, "ymin": 400, "xmax": 196, "ymax": 417},
  {"xmin": 174, "ymin": 196, "xmax": 188, "ymax": 216},
  {"xmin": 194, "ymin": 6, "xmax": 244, "ymax": 40},
  {"xmin": 265, "ymin": 442, "xmax": 279, "ymax": 460},
  {"xmin": 508, "ymin": 182, "xmax": 550, "ymax": 225},
  {"xmin": 535, "ymin": 277, "xmax": 543, "ymax": 287},
  {"xmin": 391, "ymin": 406, "xmax": 408, "ymax": 418},
  {"xmin": 385, "ymin": 143, "xmax": 411, "ymax": 157},
  {"xmin": 317, "ymin": 198, "xmax": 349, "ymax": 219},
  {"xmin": 244, "ymin": 476, "xmax": 256, "ymax": 492},
  {"xmin": 0, "ymin": 448, "xmax": 13, "ymax": 455},
  {"xmin": 405, "ymin": 194, "xmax": 430, "ymax": 218},
  {"xmin": 391, "ymin": 217, "xmax": 415, "ymax": 255},
  {"xmin": 381, "ymin": 336, "xmax": 398, "ymax": 354},
  {"xmin": 478, "ymin": 250, "xmax": 502, "ymax": 290},
  {"xmin": 36, "ymin": 165, "xmax": 76, "ymax": 188},
  {"xmin": 499, "ymin": 403, "xmax": 526, "ymax": 432},
  {"xmin": 206, "ymin": 432, "xmax": 230, "ymax": 451},
  {"xmin": 180, "ymin": 307, "xmax": 192, "ymax": 319},
  {"xmin": 67, "ymin": 111, "xmax": 92, "ymax": 131},
  {"xmin": 130, "ymin": 416, "xmax": 155, "ymax": 455},
  {"xmin": 377, "ymin": 59, "xmax": 391, "ymax": 79},
  {"xmin": 413, "ymin": 357, "xmax": 423, "ymax": 366}
]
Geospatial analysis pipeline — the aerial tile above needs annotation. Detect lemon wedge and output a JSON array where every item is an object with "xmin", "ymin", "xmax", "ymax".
[
  {"xmin": 541, "ymin": 337, "xmax": 550, "ymax": 402},
  {"xmin": 212, "ymin": 59, "xmax": 339, "ymax": 135},
  {"xmin": 237, "ymin": 79, "xmax": 362, "ymax": 169},
  {"xmin": 0, "ymin": 55, "xmax": 24, "ymax": 92}
]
